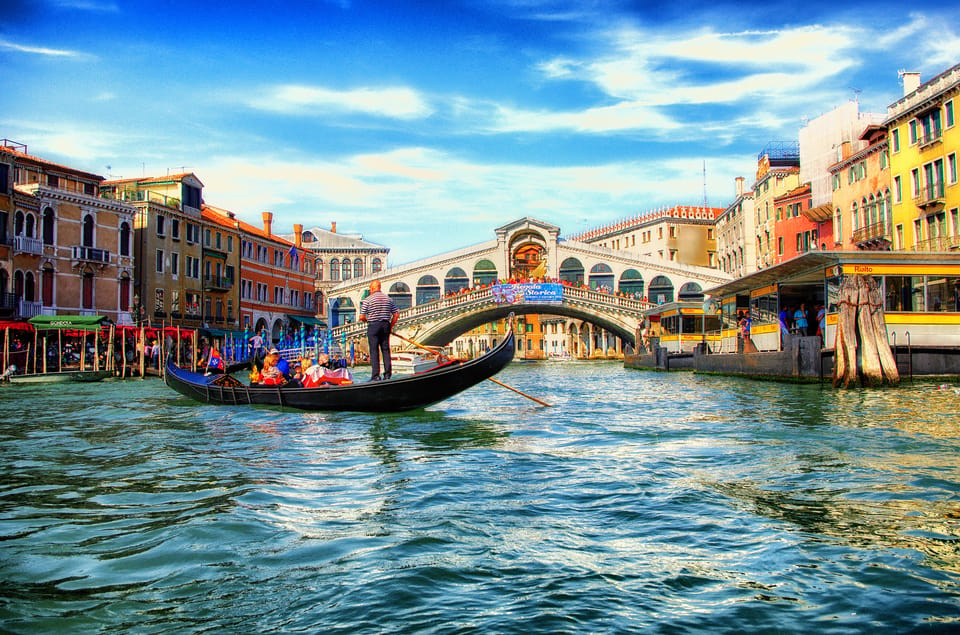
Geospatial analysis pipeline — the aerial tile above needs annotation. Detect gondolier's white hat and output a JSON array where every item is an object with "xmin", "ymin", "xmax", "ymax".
[{"xmin": 269, "ymin": 348, "xmax": 279, "ymax": 354}]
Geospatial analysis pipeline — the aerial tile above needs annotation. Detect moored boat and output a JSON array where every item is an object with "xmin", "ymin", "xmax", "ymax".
[{"xmin": 163, "ymin": 328, "xmax": 515, "ymax": 412}]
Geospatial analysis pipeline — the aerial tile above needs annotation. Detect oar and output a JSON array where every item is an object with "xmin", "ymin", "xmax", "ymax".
[{"xmin": 391, "ymin": 332, "xmax": 552, "ymax": 407}]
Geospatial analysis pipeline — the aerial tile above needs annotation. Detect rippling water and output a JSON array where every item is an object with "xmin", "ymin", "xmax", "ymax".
[{"xmin": 2, "ymin": 363, "xmax": 960, "ymax": 633}]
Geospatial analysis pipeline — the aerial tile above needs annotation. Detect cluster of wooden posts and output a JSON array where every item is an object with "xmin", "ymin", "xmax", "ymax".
[{"xmin": 833, "ymin": 275, "xmax": 900, "ymax": 388}]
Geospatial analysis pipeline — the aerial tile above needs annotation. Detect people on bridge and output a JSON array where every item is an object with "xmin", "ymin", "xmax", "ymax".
[{"xmin": 359, "ymin": 279, "xmax": 399, "ymax": 381}]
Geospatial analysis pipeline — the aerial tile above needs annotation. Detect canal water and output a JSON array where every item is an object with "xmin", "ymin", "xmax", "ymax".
[{"xmin": 2, "ymin": 362, "xmax": 959, "ymax": 633}]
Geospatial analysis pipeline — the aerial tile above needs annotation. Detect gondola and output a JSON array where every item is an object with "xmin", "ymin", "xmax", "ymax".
[{"xmin": 163, "ymin": 329, "xmax": 515, "ymax": 412}]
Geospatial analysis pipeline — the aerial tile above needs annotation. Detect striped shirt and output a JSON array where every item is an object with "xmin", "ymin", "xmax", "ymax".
[{"xmin": 360, "ymin": 291, "xmax": 398, "ymax": 322}]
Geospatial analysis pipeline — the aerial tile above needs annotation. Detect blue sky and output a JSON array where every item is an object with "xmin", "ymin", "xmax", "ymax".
[{"xmin": 3, "ymin": 0, "xmax": 959, "ymax": 265}]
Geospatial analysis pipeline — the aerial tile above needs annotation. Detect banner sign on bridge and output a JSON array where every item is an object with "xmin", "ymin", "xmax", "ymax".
[{"xmin": 491, "ymin": 282, "xmax": 563, "ymax": 304}]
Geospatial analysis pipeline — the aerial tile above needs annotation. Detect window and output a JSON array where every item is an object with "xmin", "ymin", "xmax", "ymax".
[
  {"xmin": 82, "ymin": 214, "xmax": 94, "ymax": 247},
  {"xmin": 47, "ymin": 174, "xmax": 59, "ymax": 188},
  {"xmin": 354, "ymin": 258, "xmax": 363, "ymax": 278},
  {"xmin": 0, "ymin": 164, "xmax": 8, "ymax": 194},
  {"xmin": 182, "ymin": 184, "xmax": 202, "ymax": 209},
  {"xmin": 204, "ymin": 228, "xmax": 211, "ymax": 246},
  {"xmin": 911, "ymin": 169, "xmax": 920, "ymax": 198},
  {"xmin": 909, "ymin": 119, "xmax": 919, "ymax": 144},
  {"xmin": 156, "ymin": 249, "xmax": 164, "ymax": 274},
  {"xmin": 880, "ymin": 151, "xmax": 889, "ymax": 170},
  {"xmin": 171, "ymin": 252, "xmax": 179, "ymax": 277},
  {"xmin": 120, "ymin": 222, "xmax": 131, "ymax": 257},
  {"xmin": 156, "ymin": 215, "xmax": 166, "ymax": 237},
  {"xmin": 330, "ymin": 258, "xmax": 340, "ymax": 281},
  {"xmin": 947, "ymin": 100, "xmax": 955, "ymax": 128},
  {"xmin": 835, "ymin": 208, "xmax": 842, "ymax": 242},
  {"xmin": 42, "ymin": 207, "xmax": 54, "ymax": 245},
  {"xmin": 919, "ymin": 109, "xmax": 942, "ymax": 144},
  {"xmin": 372, "ymin": 258, "xmax": 382, "ymax": 273},
  {"xmin": 171, "ymin": 218, "xmax": 180, "ymax": 240},
  {"xmin": 227, "ymin": 236, "xmax": 233, "ymax": 252},
  {"xmin": 341, "ymin": 259, "xmax": 351, "ymax": 280},
  {"xmin": 894, "ymin": 175, "xmax": 903, "ymax": 202},
  {"xmin": 949, "ymin": 153, "xmax": 958, "ymax": 184},
  {"xmin": 896, "ymin": 224, "xmax": 904, "ymax": 249},
  {"xmin": 892, "ymin": 128, "xmax": 900, "ymax": 153}
]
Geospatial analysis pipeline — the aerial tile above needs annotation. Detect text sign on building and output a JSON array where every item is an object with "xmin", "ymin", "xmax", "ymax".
[{"xmin": 492, "ymin": 282, "xmax": 563, "ymax": 304}]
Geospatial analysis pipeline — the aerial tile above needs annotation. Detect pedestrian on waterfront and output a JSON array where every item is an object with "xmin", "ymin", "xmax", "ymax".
[
  {"xmin": 794, "ymin": 303, "xmax": 808, "ymax": 335},
  {"xmin": 359, "ymin": 279, "xmax": 399, "ymax": 381},
  {"xmin": 816, "ymin": 304, "xmax": 826, "ymax": 341}
]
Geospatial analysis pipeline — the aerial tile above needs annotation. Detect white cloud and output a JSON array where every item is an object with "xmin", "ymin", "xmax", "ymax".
[
  {"xmin": 0, "ymin": 38, "xmax": 90, "ymax": 59},
  {"xmin": 246, "ymin": 84, "xmax": 433, "ymax": 119}
]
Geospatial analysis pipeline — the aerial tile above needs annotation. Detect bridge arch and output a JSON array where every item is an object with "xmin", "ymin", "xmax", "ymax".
[
  {"xmin": 389, "ymin": 281, "xmax": 412, "ymax": 309},
  {"xmin": 648, "ymin": 275, "xmax": 675, "ymax": 304},
  {"xmin": 473, "ymin": 259, "xmax": 498, "ymax": 286},
  {"xmin": 559, "ymin": 257, "xmax": 584, "ymax": 284},
  {"xmin": 444, "ymin": 267, "xmax": 469, "ymax": 294},
  {"xmin": 589, "ymin": 263, "xmax": 614, "ymax": 292},
  {"xmin": 619, "ymin": 269, "xmax": 644, "ymax": 298},
  {"xmin": 416, "ymin": 275, "xmax": 441, "ymax": 304}
]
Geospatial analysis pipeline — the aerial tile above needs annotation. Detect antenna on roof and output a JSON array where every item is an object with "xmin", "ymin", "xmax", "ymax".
[
  {"xmin": 702, "ymin": 160, "xmax": 708, "ymax": 207},
  {"xmin": 850, "ymin": 87, "xmax": 861, "ymax": 103}
]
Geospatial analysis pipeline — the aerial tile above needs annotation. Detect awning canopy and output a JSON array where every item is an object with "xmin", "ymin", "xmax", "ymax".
[
  {"xmin": 200, "ymin": 327, "xmax": 247, "ymax": 339},
  {"xmin": 287, "ymin": 314, "xmax": 326, "ymax": 328},
  {"xmin": 28, "ymin": 315, "xmax": 107, "ymax": 332},
  {"xmin": 0, "ymin": 320, "xmax": 34, "ymax": 332}
]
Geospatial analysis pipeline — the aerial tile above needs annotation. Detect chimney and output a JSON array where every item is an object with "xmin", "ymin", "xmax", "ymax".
[
  {"xmin": 735, "ymin": 176, "xmax": 744, "ymax": 196},
  {"xmin": 841, "ymin": 140, "xmax": 852, "ymax": 160},
  {"xmin": 902, "ymin": 71, "xmax": 921, "ymax": 96},
  {"xmin": 331, "ymin": 221, "xmax": 337, "ymax": 234},
  {"xmin": 293, "ymin": 223, "xmax": 303, "ymax": 248},
  {"xmin": 262, "ymin": 211, "xmax": 273, "ymax": 236}
]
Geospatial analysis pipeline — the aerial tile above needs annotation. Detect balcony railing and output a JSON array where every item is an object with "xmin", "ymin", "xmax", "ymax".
[
  {"xmin": 106, "ymin": 189, "xmax": 181, "ymax": 210},
  {"xmin": 18, "ymin": 299, "xmax": 42, "ymax": 319},
  {"xmin": 14, "ymin": 235, "xmax": 43, "ymax": 255},
  {"xmin": 916, "ymin": 181, "xmax": 945, "ymax": 208},
  {"xmin": 203, "ymin": 275, "xmax": 234, "ymax": 291},
  {"xmin": 73, "ymin": 245, "xmax": 111, "ymax": 263},
  {"xmin": 919, "ymin": 127, "xmax": 943, "ymax": 148},
  {"xmin": 853, "ymin": 221, "xmax": 890, "ymax": 245},
  {"xmin": 916, "ymin": 235, "xmax": 960, "ymax": 251}
]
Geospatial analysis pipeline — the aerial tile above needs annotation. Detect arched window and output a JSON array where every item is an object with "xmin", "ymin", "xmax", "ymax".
[
  {"xmin": 648, "ymin": 276, "xmax": 674, "ymax": 304},
  {"xmin": 588, "ymin": 263, "xmax": 614, "ymax": 292},
  {"xmin": 444, "ymin": 267, "xmax": 469, "ymax": 295},
  {"xmin": 24, "ymin": 271, "xmax": 36, "ymax": 302},
  {"xmin": 317, "ymin": 258, "xmax": 324, "ymax": 281},
  {"xmin": 83, "ymin": 214, "xmax": 95, "ymax": 247},
  {"xmin": 678, "ymin": 282, "xmax": 703, "ymax": 302},
  {"xmin": 330, "ymin": 258, "xmax": 340, "ymax": 281},
  {"xmin": 416, "ymin": 275, "xmax": 441, "ymax": 304},
  {"xmin": 354, "ymin": 258, "xmax": 363, "ymax": 279},
  {"xmin": 851, "ymin": 202, "xmax": 859, "ymax": 232},
  {"xmin": 559, "ymin": 258, "xmax": 584, "ymax": 285},
  {"xmin": 119, "ymin": 221, "xmax": 131, "ymax": 257},
  {"xmin": 619, "ymin": 269, "xmax": 644, "ymax": 297},
  {"xmin": 372, "ymin": 258, "xmax": 383, "ymax": 273},
  {"xmin": 25, "ymin": 213, "xmax": 36, "ymax": 238},
  {"xmin": 388, "ymin": 281, "xmax": 412, "ymax": 310},
  {"xmin": 42, "ymin": 207, "xmax": 55, "ymax": 245},
  {"xmin": 472, "ymin": 259, "xmax": 498, "ymax": 286},
  {"xmin": 341, "ymin": 259, "xmax": 351, "ymax": 280}
]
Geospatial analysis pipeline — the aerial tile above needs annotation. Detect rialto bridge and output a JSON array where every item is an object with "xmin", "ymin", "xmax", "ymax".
[{"xmin": 326, "ymin": 217, "xmax": 730, "ymax": 352}]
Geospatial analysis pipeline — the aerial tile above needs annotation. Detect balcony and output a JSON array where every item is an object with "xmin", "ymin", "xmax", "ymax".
[
  {"xmin": 916, "ymin": 235, "xmax": 960, "ymax": 252},
  {"xmin": 919, "ymin": 126, "xmax": 943, "ymax": 149},
  {"xmin": 18, "ymin": 299, "xmax": 42, "ymax": 319},
  {"xmin": 0, "ymin": 292, "xmax": 15, "ymax": 317},
  {"xmin": 203, "ymin": 275, "xmax": 234, "ymax": 292},
  {"xmin": 853, "ymin": 221, "xmax": 891, "ymax": 247},
  {"xmin": 73, "ymin": 245, "xmax": 111, "ymax": 264},
  {"xmin": 14, "ymin": 235, "xmax": 43, "ymax": 256},
  {"xmin": 916, "ymin": 182, "xmax": 945, "ymax": 209}
]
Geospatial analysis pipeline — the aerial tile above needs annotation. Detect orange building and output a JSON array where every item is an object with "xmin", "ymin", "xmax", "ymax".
[
  {"xmin": 232, "ymin": 211, "xmax": 319, "ymax": 345},
  {"xmin": 772, "ymin": 183, "xmax": 826, "ymax": 264}
]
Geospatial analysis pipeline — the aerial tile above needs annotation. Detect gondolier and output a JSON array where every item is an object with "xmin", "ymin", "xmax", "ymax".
[{"xmin": 359, "ymin": 279, "xmax": 399, "ymax": 381}]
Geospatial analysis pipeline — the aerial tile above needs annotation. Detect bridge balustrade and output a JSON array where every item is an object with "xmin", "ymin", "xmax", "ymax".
[{"xmin": 331, "ymin": 282, "xmax": 653, "ymax": 342}]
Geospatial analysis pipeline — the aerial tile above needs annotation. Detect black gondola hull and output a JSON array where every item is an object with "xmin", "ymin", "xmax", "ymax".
[{"xmin": 163, "ymin": 331, "xmax": 515, "ymax": 412}]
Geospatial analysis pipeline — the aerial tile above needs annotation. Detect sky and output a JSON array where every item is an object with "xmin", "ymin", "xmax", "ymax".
[{"xmin": 2, "ymin": 0, "xmax": 960, "ymax": 265}]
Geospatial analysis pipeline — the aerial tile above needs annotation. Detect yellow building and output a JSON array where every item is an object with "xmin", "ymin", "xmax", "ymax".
[
  {"xmin": 885, "ymin": 64, "xmax": 960, "ymax": 251},
  {"xmin": 752, "ymin": 143, "xmax": 801, "ymax": 270}
]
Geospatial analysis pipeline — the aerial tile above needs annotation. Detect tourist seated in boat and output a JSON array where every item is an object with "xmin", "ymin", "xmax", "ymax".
[
  {"xmin": 301, "ymin": 356, "xmax": 353, "ymax": 387},
  {"xmin": 258, "ymin": 351, "xmax": 286, "ymax": 385}
]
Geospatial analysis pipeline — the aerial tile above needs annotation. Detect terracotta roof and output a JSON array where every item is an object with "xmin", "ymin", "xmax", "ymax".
[
  {"xmin": 103, "ymin": 172, "xmax": 203, "ymax": 187},
  {"xmin": 0, "ymin": 144, "xmax": 103, "ymax": 181}
]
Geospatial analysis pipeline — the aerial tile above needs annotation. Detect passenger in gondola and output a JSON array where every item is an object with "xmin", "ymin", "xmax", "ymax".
[
  {"xmin": 258, "ymin": 351, "xmax": 285, "ymax": 385},
  {"xmin": 204, "ymin": 347, "xmax": 225, "ymax": 376}
]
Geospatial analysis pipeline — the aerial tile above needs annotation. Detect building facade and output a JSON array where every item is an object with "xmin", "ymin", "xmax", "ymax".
[
  {"xmin": 1, "ymin": 140, "xmax": 136, "ymax": 322},
  {"xmin": 279, "ymin": 222, "xmax": 389, "ymax": 323},
  {"xmin": 236, "ymin": 211, "xmax": 316, "ymax": 344},
  {"xmin": 753, "ymin": 143, "xmax": 801, "ymax": 270},
  {"xmin": 885, "ymin": 65, "xmax": 960, "ymax": 252},
  {"xmin": 828, "ymin": 124, "xmax": 892, "ymax": 250},
  {"xmin": 101, "ymin": 173, "xmax": 207, "ymax": 327},
  {"xmin": 199, "ymin": 205, "xmax": 242, "ymax": 330},
  {"xmin": 716, "ymin": 176, "xmax": 757, "ymax": 278}
]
